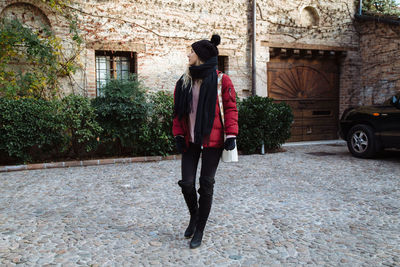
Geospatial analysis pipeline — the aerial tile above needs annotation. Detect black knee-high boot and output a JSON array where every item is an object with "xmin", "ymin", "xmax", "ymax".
[
  {"xmin": 178, "ymin": 180, "xmax": 198, "ymax": 238},
  {"xmin": 190, "ymin": 176, "xmax": 215, "ymax": 249}
]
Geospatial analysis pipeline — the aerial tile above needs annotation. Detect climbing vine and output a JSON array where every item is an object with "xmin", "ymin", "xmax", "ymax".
[
  {"xmin": 41, "ymin": 0, "xmax": 82, "ymax": 43},
  {"xmin": 0, "ymin": 0, "xmax": 82, "ymax": 99}
]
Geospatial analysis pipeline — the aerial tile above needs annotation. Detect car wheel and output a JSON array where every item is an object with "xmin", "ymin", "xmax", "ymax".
[{"xmin": 347, "ymin": 124, "xmax": 376, "ymax": 158}]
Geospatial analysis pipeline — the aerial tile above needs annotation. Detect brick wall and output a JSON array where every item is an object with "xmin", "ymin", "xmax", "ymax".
[
  {"xmin": 4, "ymin": 0, "xmax": 397, "ymax": 118},
  {"xmin": 75, "ymin": 0, "xmax": 252, "ymax": 97},
  {"xmin": 1, "ymin": 0, "xmax": 359, "ymax": 96},
  {"xmin": 356, "ymin": 20, "xmax": 400, "ymax": 106},
  {"xmin": 339, "ymin": 50, "xmax": 362, "ymax": 115}
]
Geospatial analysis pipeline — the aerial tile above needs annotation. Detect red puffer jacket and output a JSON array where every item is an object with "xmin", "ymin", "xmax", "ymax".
[{"xmin": 173, "ymin": 71, "xmax": 238, "ymax": 148}]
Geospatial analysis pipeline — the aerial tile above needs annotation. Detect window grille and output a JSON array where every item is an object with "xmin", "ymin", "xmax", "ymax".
[{"xmin": 95, "ymin": 51, "xmax": 136, "ymax": 96}]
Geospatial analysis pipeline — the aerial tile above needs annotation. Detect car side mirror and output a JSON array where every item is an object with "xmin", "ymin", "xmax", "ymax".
[{"xmin": 390, "ymin": 96, "xmax": 400, "ymax": 108}]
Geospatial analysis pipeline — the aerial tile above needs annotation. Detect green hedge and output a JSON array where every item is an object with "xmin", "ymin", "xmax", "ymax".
[
  {"xmin": 237, "ymin": 96, "xmax": 293, "ymax": 154},
  {"xmin": 0, "ymin": 98, "xmax": 63, "ymax": 162},
  {"xmin": 139, "ymin": 91, "xmax": 175, "ymax": 156},
  {"xmin": 60, "ymin": 94, "xmax": 102, "ymax": 157},
  {"xmin": 0, "ymin": 90, "xmax": 293, "ymax": 164},
  {"xmin": 91, "ymin": 78, "xmax": 149, "ymax": 156},
  {"xmin": 0, "ymin": 95, "xmax": 103, "ymax": 163},
  {"xmin": 0, "ymin": 78, "xmax": 175, "ymax": 163}
]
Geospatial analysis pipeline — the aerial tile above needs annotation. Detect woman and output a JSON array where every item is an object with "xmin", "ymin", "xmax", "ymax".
[{"xmin": 173, "ymin": 34, "xmax": 238, "ymax": 249}]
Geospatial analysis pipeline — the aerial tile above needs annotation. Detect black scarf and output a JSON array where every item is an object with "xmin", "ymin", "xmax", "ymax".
[{"xmin": 174, "ymin": 57, "xmax": 218, "ymax": 145}]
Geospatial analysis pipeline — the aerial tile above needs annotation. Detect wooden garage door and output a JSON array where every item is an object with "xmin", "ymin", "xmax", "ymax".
[{"xmin": 268, "ymin": 58, "xmax": 339, "ymax": 142}]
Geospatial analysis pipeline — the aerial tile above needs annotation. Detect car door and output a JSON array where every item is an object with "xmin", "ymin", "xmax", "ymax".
[{"xmin": 378, "ymin": 104, "xmax": 400, "ymax": 148}]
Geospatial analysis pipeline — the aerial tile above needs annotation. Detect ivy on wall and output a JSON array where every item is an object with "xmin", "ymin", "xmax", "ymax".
[
  {"xmin": 0, "ymin": 19, "xmax": 64, "ymax": 99},
  {"xmin": 362, "ymin": 0, "xmax": 400, "ymax": 17},
  {"xmin": 41, "ymin": 0, "xmax": 81, "ymax": 42},
  {"xmin": 0, "ymin": 0, "xmax": 82, "ymax": 99}
]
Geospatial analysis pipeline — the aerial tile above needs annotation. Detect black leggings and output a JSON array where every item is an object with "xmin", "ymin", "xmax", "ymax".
[
  {"xmin": 178, "ymin": 143, "xmax": 223, "ymax": 232},
  {"xmin": 181, "ymin": 143, "xmax": 223, "ymax": 187}
]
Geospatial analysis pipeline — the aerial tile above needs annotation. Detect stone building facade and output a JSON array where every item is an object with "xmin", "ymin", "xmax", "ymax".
[
  {"xmin": 1, "ymin": 0, "xmax": 399, "ymax": 141},
  {"xmin": 356, "ymin": 19, "xmax": 400, "ymax": 105}
]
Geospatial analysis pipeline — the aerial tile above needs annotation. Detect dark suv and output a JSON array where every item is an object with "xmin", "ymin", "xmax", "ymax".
[{"xmin": 339, "ymin": 93, "xmax": 400, "ymax": 158}]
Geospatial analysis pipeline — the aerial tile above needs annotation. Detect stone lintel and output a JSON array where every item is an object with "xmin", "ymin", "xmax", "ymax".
[
  {"xmin": 218, "ymin": 48, "xmax": 235, "ymax": 57},
  {"xmin": 86, "ymin": 41, "xmax": 146, "ymax": 53}
]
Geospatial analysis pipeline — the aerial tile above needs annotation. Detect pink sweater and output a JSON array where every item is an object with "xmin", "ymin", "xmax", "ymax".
[
  {"xmin": 188, "ymin": 80, "xmax": 235, "ymax": 143},
  {"xmin": 189, "ymin": 81, "xmax": 201, "ymax": 142}
]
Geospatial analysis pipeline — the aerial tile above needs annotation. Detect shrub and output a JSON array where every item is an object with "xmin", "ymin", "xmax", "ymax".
[
  {"xmin": 0, "ymin": 19, "xmax": 79, "ymax": 100},
  {"xmin": 0, "ymin": 98, "xmax": 64, "ymax": 162},
  {"xmin": 139, "ymin": 91, "xmax": 174, "ymax": 156},
  {"xmin": 60, "ymin": 94, "xmax": 102, "ymax": 157},
  {"xmin": 91, "ymin": 78, "xmax": 149, "ymax": 156},
  {"xmin": 237, "ymin": 96, "xmax": 293, "ymax": 154},
  {"xmin": 97, "ymin": 76, "xmax": 145, "ymax": 99}
]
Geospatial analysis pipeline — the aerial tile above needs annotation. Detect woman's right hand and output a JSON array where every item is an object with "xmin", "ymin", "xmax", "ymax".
[
  {"xmin": 224, "ymin": 137, "xmax": 236, "ymax": 150},
  {"xmin": 175, "ymin": 136, "xmax": 186, "ymax": 153}
]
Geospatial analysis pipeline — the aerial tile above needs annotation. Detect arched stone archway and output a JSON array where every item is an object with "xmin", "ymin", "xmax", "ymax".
[{"xmin": 1, "ymin": 2, "xmax": 51, "ymax": 32}]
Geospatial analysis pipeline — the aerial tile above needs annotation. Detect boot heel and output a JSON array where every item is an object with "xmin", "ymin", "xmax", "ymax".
[
  {"xmin": 184, "ymin": 212, "xmax": 198, "ymax": 238},
  {"xmin": 184, "ymin": 226, "xmax": 195, "ymax": 238},
  {"xmin": 184, "ymin": 233, "xmax": 193, "ymax": 239}
]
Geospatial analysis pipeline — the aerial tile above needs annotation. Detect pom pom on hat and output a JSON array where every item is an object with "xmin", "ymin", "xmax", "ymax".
[{"xmin": 211, "ymin": 34, "xmax": 221, "ymax": 46}]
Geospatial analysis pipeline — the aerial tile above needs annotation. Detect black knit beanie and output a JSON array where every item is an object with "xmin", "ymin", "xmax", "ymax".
[{"xmin": 191, "ymin": 35, "xmax": 221, "ymax": 62}]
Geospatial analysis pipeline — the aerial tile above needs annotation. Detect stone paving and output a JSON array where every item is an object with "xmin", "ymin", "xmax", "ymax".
[{"xmin": 0, "ymin": 144, "xmax": 399, "ymax": 266}]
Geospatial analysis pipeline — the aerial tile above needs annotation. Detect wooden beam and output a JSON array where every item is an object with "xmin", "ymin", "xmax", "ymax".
[
  {"xmin": 293, "ymin": 49, "xmax": 301, "ymax": 58},
  {"xmin": 280, "ymin": 48, "xmax": 289, "ymax": 58},
  {"xmin": 269, "ymin": 47, "xmax": 278, "ymax": 57},
  {"xmin": 305, "ymin": 50, "xmax": 313, "ymax": 58}
]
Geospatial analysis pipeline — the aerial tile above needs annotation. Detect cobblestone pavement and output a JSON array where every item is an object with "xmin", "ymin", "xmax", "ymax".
[{"xmin": 1, "ymin": 144, "xmax": 399, "ymax": 266}]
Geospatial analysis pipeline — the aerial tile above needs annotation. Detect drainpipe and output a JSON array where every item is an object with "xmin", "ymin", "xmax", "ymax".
[
  {"xmin": 252, "ymin": 0, "xmax": 262, "ymax": 153},
  {"xmin": 359, "ymin": 0, "xmax": 362, "ymax": 16},
  {"xmin": 252, "ymin": 0, "xmax": 256, "ymax": 96}
]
